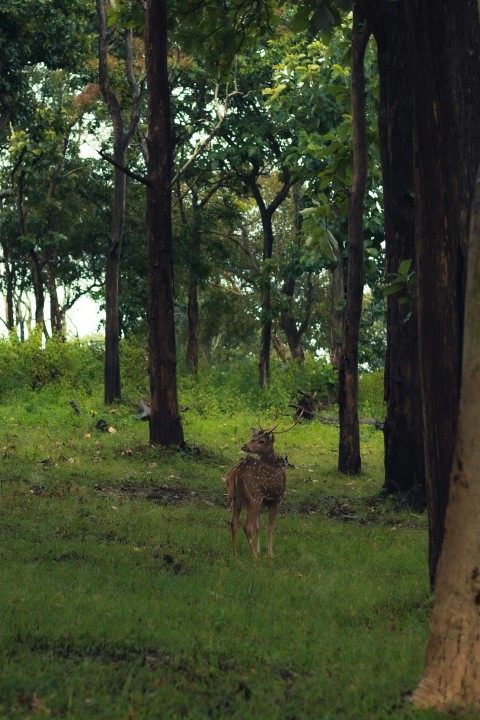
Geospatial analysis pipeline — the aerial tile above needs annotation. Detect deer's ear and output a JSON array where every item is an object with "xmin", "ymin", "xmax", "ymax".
[{"xmin": 251, "ymin": 427, "xmax": 258, "ymax": 435}]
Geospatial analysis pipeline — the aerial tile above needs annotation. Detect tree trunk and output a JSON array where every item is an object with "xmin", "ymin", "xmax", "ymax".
[
  {"xmin": 404, "ymin": 0, "xmax": 480, "ymax": 586},
  {"xmin": 250, "ymin": 172, "xmax": 292, "ymax": 388},
  {"xmin": 1, "ymin": 240, "xmax": 15, "ymax": 332},
  {"xmin": 26, "ymin": 248, "xmax": 45, "ymax": 330},
  {"xmin": 256, "ymin": 200, "xmax": 275, "ymax": 388},
  {"xmin": 186, "ymin": 204, "xmax": 201, "ymax": 374},
  {"xmin": 145, "ymin": 0, "xmax": 184, "ymax": 447},
  {"xmin": 329, "ymin": 241, "xmax": 345, "ymax": 402},
  {"xmin": 42, "ymin": 243, "xmax": 64, "ymax": 337},
  {"xmin": 97, "ymin": 0, "xmax": 141, "ymax": 404},
  {"xmin": 186, "ymin": 266, "xmax": 200, "ymax": 373},
  {"xmin": 412, "ymin": 165, "xmax": 480, "ymax": 712},
  {"xmin": 280, "ymin": 185, "xmax": 307, "ymax": 362},
  {"xmin": 368, "ymin": 0, "xmax": 425, "ymax": 501},
  {"xmin": 258, "ymin": 277, "xmax": 272, "ymax": 388},
  {"xmin": 104, "ymin": 163, "xmax": 125, "ymax": 402},
  {"xmin": 338, "ymin": 8, "xmax": 370, "ymax": 474},
  {"xmin": 272, "ymin": 331, "xmax": 288, "ymax": 363}
]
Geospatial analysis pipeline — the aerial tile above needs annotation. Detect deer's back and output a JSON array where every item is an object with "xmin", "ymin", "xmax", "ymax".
[{"xmin": 227, "ymin": 456, "xmax": 286, "ymax": 506}]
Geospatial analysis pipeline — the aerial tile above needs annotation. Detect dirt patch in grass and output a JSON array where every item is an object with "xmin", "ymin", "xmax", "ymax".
[{"xmin": 92, "ymin": 481, "xmax": 214, "ymax": 506}]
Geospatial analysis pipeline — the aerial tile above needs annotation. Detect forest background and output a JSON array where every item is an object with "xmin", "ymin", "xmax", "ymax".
[{"xmin": 1, "ymin": 0, "xmax": 480, "ymax": 716}]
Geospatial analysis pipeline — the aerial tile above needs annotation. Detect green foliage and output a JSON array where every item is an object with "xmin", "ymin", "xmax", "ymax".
[
  {"xmin": 384, "ymin": 259, "xmax": 416, "ymax": 321},
  {"xmin": 0, "ymin": 336, "xmax": 385, "ymax": 421},
  {"xmin": 0, "ymin": 332, "xmax": 103, "ymax": 397},
  {"xmin": 178, "ymin": 355, "xmax": 337, "ymax": 417},
  {"xmin": 358, "ymin": 369, "xmax": 385, "ymax": 419}
]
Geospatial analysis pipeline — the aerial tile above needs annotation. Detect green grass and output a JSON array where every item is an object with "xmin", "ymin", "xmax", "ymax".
[{"xmin": 0, "ymin": 387, "xmax": 443, "ymax": 720}]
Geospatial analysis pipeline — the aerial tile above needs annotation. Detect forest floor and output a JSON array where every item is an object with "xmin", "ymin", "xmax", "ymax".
[{"xmin": 0, "ymin": 390, "xmax": 454, "ymax": 719}]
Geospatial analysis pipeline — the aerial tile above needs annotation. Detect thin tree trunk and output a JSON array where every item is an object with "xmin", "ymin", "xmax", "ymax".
[
  {"xmin": 97, "ymin": 0, "xmax": 141, "ymax": 404},
  {"xmin": 250, "ymin": 171, "xmax": 291, "ymax": 388},
  {"xmin": 186, "ymin": 199, "xmax": 201, "ymax": 374},
  {"xmin": 145, "ymin": 0, "xmax": 184, "ymax": 446},
  {"xmin": 280, "ymin": 185, "xmax": 307, "ymax": 362},
  {"xmin": 16, "ymin": 169, "xmax": 45, "ymax": 331},
  {"xmin": 104, "ymin": 163, "xmax": 125, "ymax": 401},
  {"xmin": 256, "ymin": 199, "xmax": 275, "ymax": 388},
  {"xmin": 412, "ymin": 164, "xmax": 480, "ymax": 712},
  {"xmin": 338, "ymin": 8, "xmax": 370, "ymax": 474},
  {"xmin": 329, "ymin": 241, "xmax": 345, "ymax": 400},
  {"xmin": 44, "ymin": 246, "xmax": 64, "ymax": 336}
]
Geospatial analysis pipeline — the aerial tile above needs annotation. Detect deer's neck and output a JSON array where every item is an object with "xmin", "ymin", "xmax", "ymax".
[{"xmin": 258, "ymin": 448, "xmax": 276, "ymax": 465}]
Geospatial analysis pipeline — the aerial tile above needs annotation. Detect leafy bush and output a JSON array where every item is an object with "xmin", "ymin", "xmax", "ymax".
[
  {"xmin": 0, "ymin": 334, "xmax": 384, "ymax": 419},
  {"xmin": 358, "ymin": 369, "xmax": 385, "ymax": 418},
  {"xmin": 179, "ymin": 354, "xmax": 337, "ymax": 416},
  {"xmin": 0, "ymin": 331, "xmax": 103, "ymax": 398}
]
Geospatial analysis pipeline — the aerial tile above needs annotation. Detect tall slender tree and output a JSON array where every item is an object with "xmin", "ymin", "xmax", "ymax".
[
  {"xmin": 96, "ymin": 0, "xmax": 142, "ymax": 403},
  {"xmin": 145, "ymin": 0, "xmax": 184, "ymax": 446},
  {"xmin": 338, "ymin": 7, "xmax": 370, "ymax": 474}
]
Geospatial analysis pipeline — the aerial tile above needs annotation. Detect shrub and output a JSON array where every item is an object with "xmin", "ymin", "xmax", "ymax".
[
  {"xmin": 0, "ymin": 331, "xmax": 104, "ymax": 398},
  {"xmin": 358, "ymin": 369, "xmax": 385, "ymax": 419}
]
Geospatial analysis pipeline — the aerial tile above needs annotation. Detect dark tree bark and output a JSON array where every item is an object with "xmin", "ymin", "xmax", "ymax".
[
  {"xmin": 44, "ymin": 246, "xmax": 64, "ymax": 336},
  {"xmin": 145, "ymin": 0, "xmax": 184, "ymax": 446},
  {"xmin": 249, "ymin": 170, "xmax": 292, "ymax": 387},
  {"xmin": 338, "ymin": 7, "xmax": 370, "ymax": 474},
  {"xmin": 279, "ymin": 186, "xmax": 311, "ymax": 362},
  {"xmin": 97, "ymin": 0, "xmax": 142, "ymax": 403},
  {"xmin": 329, "ymin": 240, "xmax": 344, "ymax": 395},
  {"xmin": 2, "ymin": 244, "xmax": 15, "ymax": 332},
  {"xmin": 403, "ymin": 0, "xmax": 480, "ymax": 585},
  {"xmin": 360, "ymin": 0, "xmax": 425, "ymax": 500}
]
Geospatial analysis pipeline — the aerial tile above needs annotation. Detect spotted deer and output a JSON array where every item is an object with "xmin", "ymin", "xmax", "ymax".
[{"xmin": 225, "ymin": 415, "xmax": 302, "ymax": 558}]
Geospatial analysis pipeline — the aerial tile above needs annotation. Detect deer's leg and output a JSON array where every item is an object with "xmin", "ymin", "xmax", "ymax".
[
  {"xmin": 255, "ymin": 514, "xmax": 261, "ymax": 556},
  {"xmin": 231, "ymin": 501, "xmax": 241, "ymax": 556},
  {"xmin": 267, "ymin": 504, "xmax": 279, "ymax": 558},
  {"xmin": 244, "ymin": 506, "xmax": 260, "ymax": 559}
]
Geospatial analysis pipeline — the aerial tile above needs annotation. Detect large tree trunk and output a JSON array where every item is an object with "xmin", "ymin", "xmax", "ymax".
[
  {"xmin": 145, "ymin": 0, "xmax": 184, "ymax": 447},
  {"xmin": 338, "ymin": 8, "xmax": 370, "ymax": 474},
  {"xmin": 369, "ymin": 0, "xmax": 425, "ymax": 501},
  {"xmin": 412, "ymin": 165, "xmax": 480, "ymax": 712},
  {"xmin": 404, "ymin": 0, "xmax": 480, "ymax": 586}
]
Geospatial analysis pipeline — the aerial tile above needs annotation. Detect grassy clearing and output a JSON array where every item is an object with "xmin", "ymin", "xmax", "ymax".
[{"xmin": 0, "ymin": 385, "xmax": 443, "ymax": 719}]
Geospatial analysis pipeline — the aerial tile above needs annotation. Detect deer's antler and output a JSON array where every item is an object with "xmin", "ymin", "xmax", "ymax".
[
  {"xmin": 271, "ymin": 409, "xmax": 305, "ymax": 434},
  {"xmin": 257, "ymin": 417, "xmax": 280, "ymax": 434}
]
